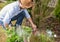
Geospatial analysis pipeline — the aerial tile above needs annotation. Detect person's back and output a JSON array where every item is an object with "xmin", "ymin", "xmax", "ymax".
[{"xmin": 0, "ymin": 1, "xmax": 21, "ymax": 20}]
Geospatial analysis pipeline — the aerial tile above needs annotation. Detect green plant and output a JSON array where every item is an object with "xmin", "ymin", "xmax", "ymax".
[
  {"xmin": 29, "ymin": 33, "xmax": 55, "ymax": 42},
  {"xmin": 0, "ymin": 2, "xmax": 7, "ymax": 9},
  {"xmin": 40, "ymin": 34, "xmax": 54, "ymax": 42},
  {"xmin": 6, "ymin": 27, "xmax": 24, "ymax": 42},
  {"xmin": 32, "ymin": 0, "xmax": 51, "ymax": 29},
  {"xmin": 0, "ymin": 1, "xmax": 13, "ymax": 9},
  {"xmin": 6, "ymin": 26, "xmax": 32, "ymax": 42},
  {"xmin": 54, "ymin": 0, "xmax": 60, "ymax": 21}
]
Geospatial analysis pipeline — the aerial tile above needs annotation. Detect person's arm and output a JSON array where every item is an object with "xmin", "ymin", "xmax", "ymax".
[
  {"xmin": 24, "ymin": 9, "xmax": 37, "ymax": 31},
  {"xmin": 27, "ymin": 17, "xmax": 37, "ymax": 31}
]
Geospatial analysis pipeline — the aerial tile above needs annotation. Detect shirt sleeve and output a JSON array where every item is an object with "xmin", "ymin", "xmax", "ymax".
[
  {"xmin": 3, "ymin": 8, "xmax": 14, "ymax": 24},
  {"xmin": 23, "ymin": 9, "xmax": 31, "ymax": 19}
]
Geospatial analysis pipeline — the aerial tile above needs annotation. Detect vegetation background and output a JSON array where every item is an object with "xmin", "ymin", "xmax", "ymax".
[{"xmin": 0, "ymin": 0, "xmax": 60, "ymax": 42}]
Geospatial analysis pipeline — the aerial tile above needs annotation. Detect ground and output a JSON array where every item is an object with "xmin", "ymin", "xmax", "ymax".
[{"xmin": 0, "ymin": 26, "xmax": 7, "ymax": 42}]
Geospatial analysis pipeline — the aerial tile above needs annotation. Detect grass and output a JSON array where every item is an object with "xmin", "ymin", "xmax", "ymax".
[
  {"xmin": 6, "ymin": 26, "xmax": 32, "ymax": 42},
  {"xmin": 0, "ymin": 1, "xmax": 13, "ymax": 10},
  {"xmin": 0, "ymin": 2, "xmax": 7, "ymax": 9},
  {"xmin": 0, "ymin": 26, "xmax": 7, "ymax": 42}
]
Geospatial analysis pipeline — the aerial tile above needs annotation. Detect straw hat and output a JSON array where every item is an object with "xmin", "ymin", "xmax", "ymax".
[{"xmin": 19, "ymin": 0, "xmax": 33, "ymax": 8}]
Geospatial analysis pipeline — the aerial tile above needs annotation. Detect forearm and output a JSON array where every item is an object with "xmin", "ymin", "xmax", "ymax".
[
  {"xmin": 24, "ymin": 9, "xmax": 37, "ymax": 32},
  {"xmin": 27, "ymin": 17, "xmax": 37, "ymax": 34},
  {"xmin": 27, "ymin": 17, "xmax": 34, "ymax": 26}
]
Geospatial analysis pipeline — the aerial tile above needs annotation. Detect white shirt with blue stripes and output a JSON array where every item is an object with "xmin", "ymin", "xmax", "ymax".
[{"xmin": 0, "ymin": 1, "xmax": 30, "ymax": 24}]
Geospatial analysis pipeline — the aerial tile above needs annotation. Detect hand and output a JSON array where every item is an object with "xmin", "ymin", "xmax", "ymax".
[{"xmin": 31, "ymin": 24, "xmax": 37, "ymax": 34}]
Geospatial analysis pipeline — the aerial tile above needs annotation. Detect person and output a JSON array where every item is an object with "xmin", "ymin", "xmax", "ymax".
[{"xmin": 0, "ymin": 0, "xmax": 37, "ymax": 32}]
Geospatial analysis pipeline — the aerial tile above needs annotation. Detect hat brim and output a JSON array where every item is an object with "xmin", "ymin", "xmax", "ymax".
[{"xmin": 22, "ymin": 3, "xmax": 33, "ymax": 8}]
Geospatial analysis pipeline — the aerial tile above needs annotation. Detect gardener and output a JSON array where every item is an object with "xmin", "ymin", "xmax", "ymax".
[{"xmin": 0, "ymin": 0, "xmax": 37, "ymax": 32}]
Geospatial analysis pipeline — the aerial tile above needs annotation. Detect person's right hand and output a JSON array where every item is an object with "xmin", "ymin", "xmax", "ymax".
[
  {"xmin": 31, "ymin": 24, "xmax": 38, "ymax": 35},
  {"xmin": 32, "ymin": 24, "xmax": 37, "ymax": 32}
]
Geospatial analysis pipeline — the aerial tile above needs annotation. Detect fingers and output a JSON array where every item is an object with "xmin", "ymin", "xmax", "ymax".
[{"xmin": 32, "ymin": 28, "xmax": 38, "ymax": 35}]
